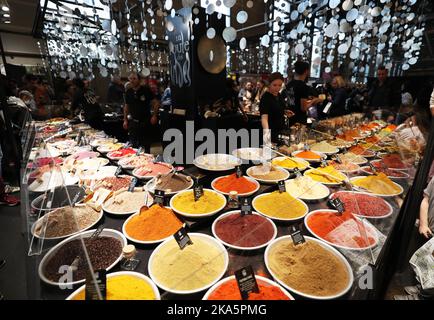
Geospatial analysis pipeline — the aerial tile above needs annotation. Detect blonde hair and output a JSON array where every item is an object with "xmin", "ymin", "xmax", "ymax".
[{"xmin": 332, "ymin": 76, "xmax": 346, "ymax": 88}]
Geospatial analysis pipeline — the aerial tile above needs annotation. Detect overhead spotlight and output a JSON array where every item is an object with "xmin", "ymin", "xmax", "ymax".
[
  {"xmin": 1, "ymin": 6, "xmax": 9, "ymax": 12},
  {"xmin": 4, "ymin": 20, "xmax": 10, "ymax": 23},
  {"xmin": 3, "ymin": 13, "xmax": 9, "ymax": 17}
]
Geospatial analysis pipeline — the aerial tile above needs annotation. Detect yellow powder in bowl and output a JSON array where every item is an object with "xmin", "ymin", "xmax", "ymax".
[
  {"xmin": 305, "ymin": 166, "xmax": 347, "ymax": 184},
  {"xmin": 272, "ymin": 157, "xmax": 308, "ymax": 170},
  {"xmin": 151, "ymin": 236, "xmax": 226, "ymax": 291},
  {"xmin": 253, "ymin": 191, "xmax": 307, "ymax": 219},
  {"xmin": 71, "ymin": 274, "xmax": 157, "ymax": 300},
  {"xmin": 172, "ymin": 190, "xmax": 225, "ymax": 215}
]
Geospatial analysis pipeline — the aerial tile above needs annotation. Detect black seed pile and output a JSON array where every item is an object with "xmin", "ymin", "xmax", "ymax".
[{"xmin": 43, "ymin": 237, "xmax": 122, "ymax": 282}]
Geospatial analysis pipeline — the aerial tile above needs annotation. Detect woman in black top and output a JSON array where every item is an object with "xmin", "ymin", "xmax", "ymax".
[{"xmin": 259, "ymin": 72, "xmax": 294, "ymax": 144}]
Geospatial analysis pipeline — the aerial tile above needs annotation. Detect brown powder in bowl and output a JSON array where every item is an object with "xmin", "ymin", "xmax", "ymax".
[{"xmin": 268, "ymin": 239, "xmax": 350, "ymax": 297}]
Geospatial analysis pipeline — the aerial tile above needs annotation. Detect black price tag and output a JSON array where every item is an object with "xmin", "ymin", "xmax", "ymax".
[
  {"xmin": 278, "ymin": 180, "xmax": 286, "ymax": 193},
  {"xmin": 71, "ymin": 193, "xmax": 81, "ymax": 206},
  {"xmin": 193, "ymin": 178, "xmax": 203, "ymax": 201},
  {"xmin": 235, "ymin": 266, "xmax": 259, "ymax": 300},
  {"xmin": 173, "ymin": 227, "xmax": 193, "ymax": 250},
  {"xmin": 342, "ymin": 147, "xmax": 347, "ymax": 153},
  {"xmin": 115, "ymin": 166, "xmax": 122, "ymax": 177},
  {"xmin": 369, "ymin": 162, "xmax": 377, "ymax": 173},
  {"xmin": 136, "ymin": 147, "xmax": 143, "ymax": 155},
  {"xmin": 235, "ymin": 165, "xmax": 243, "ymax": 178},
  {"xmin": 342, "ymin": 180, "xmax": 353, "ymax": 191},
  {"xmin": 240, "ymin": 197, "xmax": 252, "ymax": 216},
  {"xmin": 128, "ymin": 177, "xmax": 138, "ymax": 192},
  {"xmin": 85, "ymin": 270, "xmax": 106, "ymax": 300},
  {"xmin": 333, "ymin": 155, "xmax": 342, "ymax": 164},
  {"xmin": 303, "ymin": 143, "xmax": 310, "ymax": 151},
  {"xmin": 330, "ymin": 197, "xmax": 345, "ymax": 214},
  {"xmin": 76, "ymin": 130, "xmax": 83, "ymax": 143},
  {"xmin": 154, "ymin": 189, "xmax": 165, "ymax": 205},
  {"xmin": 154, "ymin": 154, "xmax": 163, "ymax": 163},
  {"xmin": 89, "ymin": 225, "xmax": 104, "ymax": 240},
  {"xmin": 290, "ymin": 225, "xmax": 305, "ymax": 246},
  {"xmin": 293, "ymin": 167, "xmax": 302, "ymax": 177},
  {"xmin": 321, "ymin": 159, "xmax": 328, "ymax": 167}
]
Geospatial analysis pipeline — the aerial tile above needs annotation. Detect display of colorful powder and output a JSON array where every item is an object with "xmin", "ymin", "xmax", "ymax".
[
  {"xmin": 108, "ymin": 148, "xmax": 136, "ymax": 159},
  {"xmin": 352, "ymin": 173, "xmax": 401, "ymax": 195},
  {"xmin": 267, "ymin": 239, "xmax": 350, "ymax": 297},
  {"xmin": 71, "ymin": 274, "xmax": 157, "ymax": 300},
  {"xmin": 305, "ymin": 166, "xmax": 347, "ymax": 184},
  {"xmin": 172, "ymin": 190, "xmax": 225, "ymax": 215},
  {"xmin": 213, "ymin": 174, "xmax": 257, "ymax": 194},
  {"xmin": 306, "ymin": 210, "xmax": 377, "ymax": 248},
  {"xmin": 294, "ymin": 150, "xmax": 321, "ymax": 160},
  {"xmin": 207, "ymin": 278, "xmax": 291, "ymax": 300},
  {"xmin": 134, "ymin": 162, "xmax": 173, "ymax": 177},
  {"xmin": 125, "ymin": 205, "xmax": 183, "ymax": 241},
  {"xmin": 150, "ymin": 235, "xmax": 226, "ymax": 291},
  {"xmin": 34, "ymin": 157, "xmax": 63, "ymax": 167},
  {"xmin": 330, "ymin": 192, "xmax": 391, "ymax": 218},
  {"xmin": 214, "ymin": 213, "xmax": 275, "ymax": 248},
  {"xmin": 381, "ymin": 154, "xmax": 407, "ymax": 169},
  {"xmin": 253, "ymin": 191, "xmax": 307, "ymax": 220},
  {"xmin": 271, "ymin": 157, "xmax": 308, "ymax": 170},
  {"xmin": 349, "ymin": 145, "xmax": 375, "ymax": 157}
]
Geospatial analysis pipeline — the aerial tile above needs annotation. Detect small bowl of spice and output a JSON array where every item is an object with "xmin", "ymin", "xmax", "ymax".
[
  {"xmin": 39, "ymin": 229, "xmax": 127, "ymax": 287},
  {"xmin": 264, "ymin": 235, "xmax": 354, "ymax": 300},
  {"xmin": 202, "ymin": 275, "xmax": 294, "ymax": 300},
  {"xmin": 211, "ymin": 174, "xmax": 260, "ymax": 197},
  {"xmin": 212, "ymin": 211, "xmax": 277, "ymax": 251},
  {"xmin": 66, "ymin": 271, "xmax": 160, "ymax": 300},
  {"xmin": 123, "ymin": 205, "xmax": 184, "ymax": 244},
  {"xmin": 31, "ymin": 204, "xmax": 103, "ymax": 240}
]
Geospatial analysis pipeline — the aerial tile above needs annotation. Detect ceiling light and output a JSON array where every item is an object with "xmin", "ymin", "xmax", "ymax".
[
  {"xmin": 4, "ymin": 20, "xmax": 10, "ymax": 23},
  {"xmin": 1, "ymin": 6, "xmax": 9, "ymax": 12},
  {"xmin": 3, "ymin": 13, "xmax": 9, "ymax": 17}
]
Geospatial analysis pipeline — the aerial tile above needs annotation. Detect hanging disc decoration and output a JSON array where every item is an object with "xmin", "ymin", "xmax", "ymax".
[{"xmin": 197, "ymin": 35, "xmax": 227, "ymax": 74}]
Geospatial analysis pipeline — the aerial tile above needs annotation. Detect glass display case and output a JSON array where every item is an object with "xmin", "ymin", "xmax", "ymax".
[{"xmin": 18, "ymin": 115, "xmax": 425, "ymax": 300}]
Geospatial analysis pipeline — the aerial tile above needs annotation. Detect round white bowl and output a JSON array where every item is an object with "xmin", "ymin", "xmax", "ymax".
[
  {"xmin": 211, "ymin": 175, "xmax": 260, "ymax": 197},
  {"xmin": 148, "ymin": 233, "xmax": 228, "ymax": 295},
  {"xmin": 170, "ymin": 188, "xmax": 227, "ymax": 218},
  {"xmin": 66, "ymin": 271, "xmax": 160, "ymax": 300},
  {"xmin": 304, "ymin": 209, "xmax": 380, "ymax": 251},
  {"xmin": 211, "ymin": 210, "xmax": 277, "ymax": 251},
  {"xmin": 252, "ymin": 192, "xmax": 309, "ymax": 222},
  {"xmin": 264, "ymin": 235, "xmax": 354, "ymax": 300},
  {"xmin": 39, "ymin": 228, "xmax": 127, "ymax": 287}
]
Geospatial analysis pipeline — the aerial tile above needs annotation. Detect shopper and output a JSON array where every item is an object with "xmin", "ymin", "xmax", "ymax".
[
  {"xmin": 285, "ymin": 61, "xmax": 324, "ymax": 125},
  {"xmin": 238, "ymin": 82, "xmax": 253, "ymax": 111},
  {"xmin": 328, "ymin": 75, "xmax": 348, "ymax": 117},
  {"xmin": 107, "ymin": 75, "xmax": 125, "ymax": 105},
  {"xmin": 419, "ymin": 176, "xmax": 434, "ymax": 239},
  {"xmin": 253, "ymin": 80, "xmax": 267, "ymax": 105},
  {"xmin": 71, "ymin": 78, "xmax": 104, "ymax": 130},
  {"xmin": 259, "ymin": 72, "xmax": 293, "ymax": 144},
  {"xmin": 368, "ymin": 66, "xmax": 394, "ymax": 109},
  {"xmin": 123, "ymin": 72, "xmax": 160, "ymax": 153}
]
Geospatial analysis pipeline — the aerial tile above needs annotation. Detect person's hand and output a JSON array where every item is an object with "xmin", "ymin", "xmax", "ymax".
[
  {"xmin": 419, "ymin": 224, "xmax": 433, "ymax": 239},
  {"xmin": 123, "ymin": 119, "xmax": 128, "ymax": 130},
  {"xmin": 150, "ymin": 115, "xmax": 158, "ymax": 125}
]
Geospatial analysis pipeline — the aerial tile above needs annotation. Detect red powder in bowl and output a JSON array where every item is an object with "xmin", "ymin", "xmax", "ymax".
[
  {"xmin": 207, "ymin": 278, "xmax": 291, "ymax": 300},
  {"xmin": 331, "ymin": 192, "xmax": 391, "ymax": 217},
  {"xmin": 214, "ymin": 213, "xmax": 275, "ymax": 248}
]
